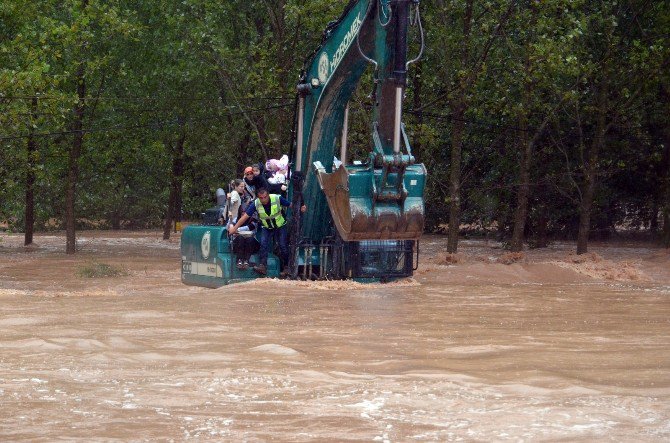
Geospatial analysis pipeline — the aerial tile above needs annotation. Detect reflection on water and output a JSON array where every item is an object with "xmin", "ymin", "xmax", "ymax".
[{"xmin": 0, "ymin": 232, "xmax": 669, "ymax": 440}]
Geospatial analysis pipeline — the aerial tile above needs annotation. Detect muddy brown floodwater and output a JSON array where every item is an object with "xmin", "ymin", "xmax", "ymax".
[{"xmin": 1, "ymin": 231, "xmax": 669, "ymax": 441}]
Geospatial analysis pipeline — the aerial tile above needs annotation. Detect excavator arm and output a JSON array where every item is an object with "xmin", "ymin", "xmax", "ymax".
[
  {"xmin": 292, "ymin": 0, "xmax": 426, "ymax": 247},
  {"xmin": 292, "ymin": 0, "xmax": 425, "ymax": 245},
  {"xmin": 180, "ymin": 0, "xmax": 426, "ymax": 287}
]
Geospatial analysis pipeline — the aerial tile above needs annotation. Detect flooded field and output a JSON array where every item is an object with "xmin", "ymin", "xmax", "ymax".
[{"xmin": 1, "ymin": 231, "xmax": 669, "ymax": 441}]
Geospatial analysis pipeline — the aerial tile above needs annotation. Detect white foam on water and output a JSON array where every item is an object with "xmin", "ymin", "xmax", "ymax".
[
  {"xmin": 347, "ymin": 397, "xmax": 386, "ymax": 413},
  {"xmin": 251, "ymin": 344, "xmax": 300, "ymax": 356}
]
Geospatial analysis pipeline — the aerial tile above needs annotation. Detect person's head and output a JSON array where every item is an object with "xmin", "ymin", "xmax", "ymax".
[
  {"xmin": 244, "ymin": 166, "xmax": 254, "ymax": 179},
  {"xmin": 252, "ymin": 165, "xmax": 261, "ymax": 176},
  {"xmin": 256, "ymin": 187, "xmax": 270, "ymax": 204},
  {"xmin": 231, "ymin": 179, "xmax": 244, "ymax": 193}
]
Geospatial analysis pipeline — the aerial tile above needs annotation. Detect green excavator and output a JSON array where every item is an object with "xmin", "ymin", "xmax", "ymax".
[{"xmin": 181, "ymin": 0, "xmax": 426, "ymax": 287}]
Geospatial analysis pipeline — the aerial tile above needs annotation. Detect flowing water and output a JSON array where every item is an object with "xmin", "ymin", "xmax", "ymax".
[{"xmin": 1, "ymin": 232, "xmax": 669, "ymax": 441}]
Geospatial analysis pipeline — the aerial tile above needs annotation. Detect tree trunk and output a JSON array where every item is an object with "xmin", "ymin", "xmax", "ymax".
[
  {"xmin": 65, "ymin": 62, "xmax": 86, "ymax": 254},
  {"xmin": 163, "ymin": 133, "xmax": 186, "ymax": 240},
  {"xmin": 577, "ymin": 80, "xmax": 608, "ymax": 254},
  {"xmin": 660, "ymin": 83, "xmax": 670, "ymax": 248},
  {"xmin": 266, "ymin": 0, "xmax": 288, "ymax": 86},
  {"xmin": 661, "ymin": 112, "xmax": 670, "ymax": 247},
  {"xmin": 446, "ymin": 0, "xmax": 473, "ymax": 254},
  {"xmin": 510, "ymin": 6, "xmax": 537, "ymax": 253},
  {"xmin": 510, "ymin": 118, "xmax": 531, "ymax": 252},
  {"xmin": 24, "ymin": 97, "xmax": 37, "ymax": 246},
  {"xmin": 576, "ymin": 173, "xmax": 596, "ymax": 254},
  {"xmin": 111, "ymin": 213, "xmax": 121, "ymax": 230},
  {"xmin": 256, "ymin": 117, "xmax": 270, "ymax": 160},
  {"xmin": 447, "ymin": 101, "xmax": 465, "ymax": 253},
  {"xmin": 174, "ymin": 186, "xmax": 183, "ymax": 233}
]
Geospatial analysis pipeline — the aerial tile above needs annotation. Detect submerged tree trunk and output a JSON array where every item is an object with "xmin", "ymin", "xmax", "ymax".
[
  {"xmin": 24, "ymin": 97, "xmax": 38, "ymax": 246},
  {"xmin": 163, "ymin": 133, "xmax": 186, "ymax": 240},
  {"xmin": 65, "ymin": 62, "xmax": 86, "ymax": 254}
]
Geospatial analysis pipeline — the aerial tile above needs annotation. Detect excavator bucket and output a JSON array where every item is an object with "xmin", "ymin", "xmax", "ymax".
[
  {"xmin": 284, "ymin": 158, "xmax": 425, "ymax": 281},
  {"xmin": 315, "ymin": 163, "xmax": 426, "ymax": 241}
]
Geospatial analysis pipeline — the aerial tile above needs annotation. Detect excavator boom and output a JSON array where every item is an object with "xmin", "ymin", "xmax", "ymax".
[{"xmin": 289, "ymin": 0, "xmax": 426, "ymax": 278}]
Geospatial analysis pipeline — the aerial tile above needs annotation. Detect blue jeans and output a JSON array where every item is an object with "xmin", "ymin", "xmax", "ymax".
[{"xmin": 258, "ymin": 225, "xmax": 289, "ymax": 269}]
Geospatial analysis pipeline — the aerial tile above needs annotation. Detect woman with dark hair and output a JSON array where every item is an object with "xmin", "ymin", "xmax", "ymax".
[{"xmin": 227, "ymin": 179, "xmax": 245, "ymax": 224}]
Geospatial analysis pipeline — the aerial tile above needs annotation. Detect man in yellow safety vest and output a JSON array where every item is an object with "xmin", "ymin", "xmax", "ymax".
[{"xmin": 228, "ymin": 188, "xmax": 305, "ymax": 276}]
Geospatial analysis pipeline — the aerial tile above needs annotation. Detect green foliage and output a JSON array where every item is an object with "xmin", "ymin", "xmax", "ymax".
[
  {"xmin": 77, "ymin": 262, "xmax": 128, "ymax": 278},
  {"xmin": 0, "ymin": 0, "xmax": 668, "ymax": 244}
]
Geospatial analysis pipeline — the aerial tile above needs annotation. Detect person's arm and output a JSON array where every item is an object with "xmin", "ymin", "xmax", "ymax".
[
  {"xmin": 228, "ymin": 213, "xmax": 250, "ymax": 234},
  {"xmin": 231, "ymin": 191, "xmax": 240, "ymax": 204},
  {"xmin": 280, "ymin": 196, "xmax": 307, "ymax": 213},
  {"xmin": 228, "ymin": 204, "xmax": 256, "ymax": 234},
  {"xmin": 227, "ymin": 191, "xmax": 240, "ymax": 219}
]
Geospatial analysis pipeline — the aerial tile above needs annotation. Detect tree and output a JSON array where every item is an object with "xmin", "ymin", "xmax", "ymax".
[
  {"xmin": 506, "ymin": 1, "xmax": 578, "ymax": 251},
  {"xmin": 420, "ymin": 0, "xmax": 515, "ymax": 252},
  {"xmin": 570, "ymin": 0, "xmax": 665, "ymax": 253}
]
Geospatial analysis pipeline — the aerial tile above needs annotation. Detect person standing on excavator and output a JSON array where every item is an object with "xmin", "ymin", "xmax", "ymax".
[{"xmin": 228, "ymin": 187, "xmax": 306, "ymax": 277}]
